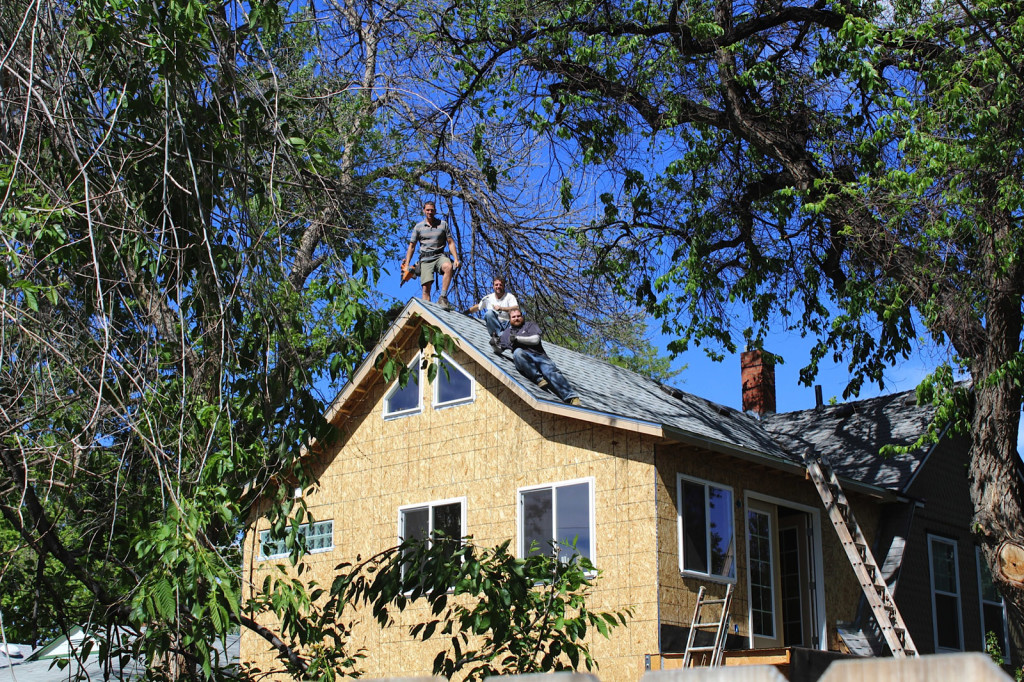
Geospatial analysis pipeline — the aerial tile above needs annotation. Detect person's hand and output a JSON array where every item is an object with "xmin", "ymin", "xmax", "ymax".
[{"xmin": 452, "ymin": 257, "xmax": 461, "ymax": 269}]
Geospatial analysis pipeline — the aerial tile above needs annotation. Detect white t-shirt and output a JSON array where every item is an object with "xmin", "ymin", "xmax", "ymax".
[{"xmin": 479, "ymin": 292, "xmax": 519, "ymax": 322}]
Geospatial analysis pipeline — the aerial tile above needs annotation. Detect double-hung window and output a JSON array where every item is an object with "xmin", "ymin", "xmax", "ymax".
[
  {"xmin": 928, "ymin": 534, "xmax": 963, "ymax": 651},
  {"xmin": 678, "ymin": 475, "xmax": 736, "ymax": 580},
  {"xmin": 519, "ymin": 478, "xmax": 594, "ymax": 564},
  {"xmin": 433, "ymin": 353, "xmax": 474, "ymax": 408},
  {"xmin": 383, "ymin": 353, "xmax": 422, "ymax": 418},
  {"xmin": 976, "ymin": 547, "xmax": 1009, "ymax": 659},
  {"xmin": 258, "ymin": 520, "xmax": 334, "ymax": 560},
  {"xmin": 399, "ymin": 498, "xmax": 466, "ymax": 575}
]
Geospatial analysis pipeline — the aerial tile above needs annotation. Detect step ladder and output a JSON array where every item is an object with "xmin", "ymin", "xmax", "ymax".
[
  {"xmin": 681, "ymin": 584, "xmax": 734, "ymax": 667},
  {"xmin": 804, "ymin": 450, "xmax": 918, "ymax": 658}
]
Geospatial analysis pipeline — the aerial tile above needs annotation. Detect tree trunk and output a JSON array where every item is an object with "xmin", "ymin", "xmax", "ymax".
[
  {"xmin": 970, "ymin": 380, "xmax": 1024, "ymax": 662},
  {"xmin": 969, "ymin": 220, "xmax": 1024, "ymax": 662}
]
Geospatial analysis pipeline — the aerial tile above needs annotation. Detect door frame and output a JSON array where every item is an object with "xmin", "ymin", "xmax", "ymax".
[{"xmin": 744, "ymin": 491, "xmax": 827, "ymax": 650}]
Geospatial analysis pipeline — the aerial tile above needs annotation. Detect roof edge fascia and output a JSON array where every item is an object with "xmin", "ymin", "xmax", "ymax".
[
  {"xmin": 662, "ymin": 425, "xmax": 899, "ymax": 501},
  {"xmin": 323, "ymin": 300, "xmax": 423, "ymax": 425},
  {"xmin": 661, "ymin": 425, "xmax": 806, "ymax": 476}
]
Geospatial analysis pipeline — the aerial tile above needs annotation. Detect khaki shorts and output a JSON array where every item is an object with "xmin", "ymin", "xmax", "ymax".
[{"xmin": 420, "ymin": 255, "xmax": 451, "ymax": 285}]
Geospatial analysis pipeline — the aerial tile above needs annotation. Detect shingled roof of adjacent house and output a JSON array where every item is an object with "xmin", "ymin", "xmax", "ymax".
[{"xmin": 761, "ymin": 390, "xmax": 940, "ymax": 494}]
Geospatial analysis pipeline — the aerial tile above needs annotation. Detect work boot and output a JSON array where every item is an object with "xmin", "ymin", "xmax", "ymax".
[
  {"xmin": 566, "ymin": 397, "xmax": 581, "ymax": 406},
  {"xmin": 537, "ymin": 379, "xmax": 550, "ymax": 389},
  {"xmin": 489, "ymin": 334, "xmax": 501, "ymax": 353},
  {"xmin": 438, "ymin": 295, "xmax": 452, "ymax": 310}
]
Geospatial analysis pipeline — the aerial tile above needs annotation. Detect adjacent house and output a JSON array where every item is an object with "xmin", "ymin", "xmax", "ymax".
[{"xmin": 240, "ymin": 298, "xmax": 1012, "ymax": 680}]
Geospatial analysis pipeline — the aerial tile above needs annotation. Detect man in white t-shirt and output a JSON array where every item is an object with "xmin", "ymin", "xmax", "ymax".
[{"xmin": 467, "ymin": 276, "xmax": 520, "ymax": 346}]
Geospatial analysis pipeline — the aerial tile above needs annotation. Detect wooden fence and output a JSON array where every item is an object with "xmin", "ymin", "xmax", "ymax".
[{"xmin": 367, "ymin": 652, "xmax": 1011, "ymax": 682}]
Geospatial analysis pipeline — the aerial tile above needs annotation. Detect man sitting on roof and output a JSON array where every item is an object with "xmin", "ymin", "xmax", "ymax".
[
  {"xmin": 466, "ymin": 275, "xmax": 519, "ymax": 348},
  {"xmin": 495, "ymin": 309, "xmax": 581, "ymax": 406}
]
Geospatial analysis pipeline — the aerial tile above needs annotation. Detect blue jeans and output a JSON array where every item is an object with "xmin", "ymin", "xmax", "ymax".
[
  {"xmin": 484, "ymin": 310, "xmax": 510, "ymax": 337},
  {"xmin": 512, "ymin": 349, "xmax": 578, "ymax": 402}
]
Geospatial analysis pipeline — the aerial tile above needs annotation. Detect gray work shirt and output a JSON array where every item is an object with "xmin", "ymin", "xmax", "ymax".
[{"xmin": 408, "ymin": 219, "xmax": 450, "ymax": 262}]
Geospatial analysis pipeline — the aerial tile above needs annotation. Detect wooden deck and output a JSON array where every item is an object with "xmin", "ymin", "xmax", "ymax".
[
  {"xmin": 646, "ymin": 648, "xmax": 793, "ymax": 674},
  {"xmin": 646, "ymin": 647, "xmax": 857, "ymax": 681}
]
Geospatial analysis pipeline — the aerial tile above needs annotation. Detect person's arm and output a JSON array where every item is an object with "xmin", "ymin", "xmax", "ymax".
[
  {"xmin": 468, "ymin": 294, "xmax": 488, "ymax": 314},
  {"xmin": 503, "ymin": 294, "xmax": 520, "ymax": 314},
  {"xmin": 511, "ymin": 321, "xmax": 542, "ymax": 347},
  {"xmin": 495, "ymin": 327, "xmax": 512, "ymax": 352},
  {"xmin": 403, "ymin": 240, "xmax": 416, "ymax": 267},
  {"xmin": 447, "ymin": 234, "xmax": 460, "ymax": 269}
]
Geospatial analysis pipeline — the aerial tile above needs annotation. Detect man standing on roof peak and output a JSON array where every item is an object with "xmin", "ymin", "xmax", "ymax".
[
  {"xmin": 403, "ymin": 200, "xmax": 459, "ymax": 309},
  {"xmin": 467, "ymin": 276, "xmax": 519, "ymax": 349},
  {"xmin": 496, "ymin": 309, "xmax": 581, "ymax": 406}
]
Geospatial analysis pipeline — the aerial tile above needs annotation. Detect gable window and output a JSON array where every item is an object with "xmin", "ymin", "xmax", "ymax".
[
  {"xmin": 399, "ymin": 498, "xmax": 465, "ymax": 574},
  {"xmin": 928, "ymin": 534, "xmax": 963, "ymax": 651},
  {"xmin": 383, "ymin": 354, "xmax": 422, "ymax": 418},
  {"xmin": 519, "ymin": 478, "xmax": 594, "ymax": 564},
  {"xmin": 259, "ymin": 520, "xmax": 334, "ymax": 560},
  {"xmin": 434, "ymin": 353, "xmax": 474, "ymax": 408},
  {"xmin": 977, "ymin": 547, "xmax": 1010, "ymax": 660},
  {"xmin": 678, "ymin": 475, "xmax": 736, "ymax": 580}
]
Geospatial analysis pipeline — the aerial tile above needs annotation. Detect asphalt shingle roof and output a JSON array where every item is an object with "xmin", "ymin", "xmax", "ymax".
[
  {"xmin": 761, "ymin": 390, "xmax": 937, "ymax": 493},
  {"xmin": 415, "ymin": 300, "xmax": 794, "ymax": 464}
]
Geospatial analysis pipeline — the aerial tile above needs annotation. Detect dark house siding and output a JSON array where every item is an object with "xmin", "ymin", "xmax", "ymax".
[{"xmin": 902, "ymin": 437, "xmax": 983, "ymax": 655}]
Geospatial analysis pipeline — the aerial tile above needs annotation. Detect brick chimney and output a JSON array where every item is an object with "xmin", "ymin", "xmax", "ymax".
[{"xmin": 741, "ymin": 349, "xmax": 776, "ymax": 416}]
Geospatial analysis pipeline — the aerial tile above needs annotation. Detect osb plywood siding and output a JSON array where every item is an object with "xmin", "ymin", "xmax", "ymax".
[
  {"xmin": 898, "ymin": 438, "xmax": 983, "ymax": 655},
  {"xmin": 241, "ymin": 342, "xmax": 661, "ymax": 682},
  {"xmin": 653, "ymin": 442, "xmax": 878, "ymax": 651}
]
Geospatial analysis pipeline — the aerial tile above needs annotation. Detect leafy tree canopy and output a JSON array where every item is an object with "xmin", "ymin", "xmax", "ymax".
[
  {"xmin": 427, "ymin": 0, "xmax": 1024, "ymax": 650},
  {"xmin": 0, "ymin": 0, "xmax": 634, "ymax": 675}
]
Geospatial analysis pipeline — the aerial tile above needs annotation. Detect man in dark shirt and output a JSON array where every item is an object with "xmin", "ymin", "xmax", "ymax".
[
  {"xmin": 497, "ymin": 309, "xmax": 581, "ymax": 406},
  {"xmin": 403, "ymin": 201, "xmax": 460, "ymax": 308}
]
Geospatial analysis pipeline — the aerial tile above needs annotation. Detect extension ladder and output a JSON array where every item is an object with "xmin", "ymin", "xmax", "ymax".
[{"xmin": 804, "ymin": 450, "xmax": 918, "ymax": 657}]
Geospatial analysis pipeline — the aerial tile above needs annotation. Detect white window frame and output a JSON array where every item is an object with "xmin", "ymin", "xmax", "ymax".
[
  {"xmin": 398, "ymin": 496, "xmax": 467, "ymax": 547},
  {"xmin": 677, "ymin": 474, "xmax": 736, "ymax": 582},
  {"xmin": 517, "ymin": 477, "xmax": 596, "ymax": 564},
  {"xmin": 976, "ymin": 546, "xmax": 1011, "ymax": 661},
  {"xmin": 747, "ymin": 507, "xmax": 776, "ymax": 639},
  {"xmin": 928, "ymin": 533, "xmax": 964, "ymax": 652},
  {"xmin": 433, "ymin": 352, "xmax": 475, "ymax": 409},
  {"xmin": 258, "ymin": 520, "xmax": 334, "ymax": 561},
  {"xmin": 383, "ymin": 353, "xmax": 423, "ymax": 419}
]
